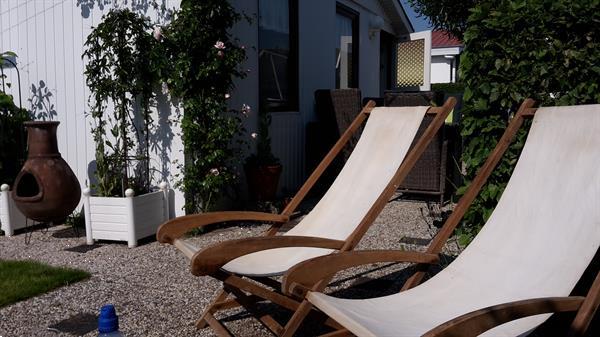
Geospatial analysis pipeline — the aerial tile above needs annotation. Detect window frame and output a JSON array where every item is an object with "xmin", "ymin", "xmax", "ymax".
[
  {"xmin": 335, "ymin": 2, "xmax": 360, "ymax": 89},
  {"xmin": 257, "ymin": 0, "xmax": 299, "ymax": 112}
]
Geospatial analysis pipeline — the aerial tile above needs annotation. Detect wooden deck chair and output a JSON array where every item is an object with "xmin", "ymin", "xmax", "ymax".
[
  {"xmin": 283, "ymin": 100, "xmax": 600, "ymax": 336},
  {"xmin": 156, "ymin": 98, "xmax": 456, "ymax": 336}
]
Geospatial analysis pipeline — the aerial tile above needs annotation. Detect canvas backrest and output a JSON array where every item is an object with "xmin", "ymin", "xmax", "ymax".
[
  {"xmin": 441, "ymin": 104, "xmax": 600, "ymax": 300},
  {"xmin": 286, "ymin": 106, "xmax": 428, "ymax": 240}
]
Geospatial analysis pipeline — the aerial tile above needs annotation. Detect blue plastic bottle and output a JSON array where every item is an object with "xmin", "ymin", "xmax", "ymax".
[{"xmin": 98, "ymin": 304, "xmax": 124, "ymax": 337}]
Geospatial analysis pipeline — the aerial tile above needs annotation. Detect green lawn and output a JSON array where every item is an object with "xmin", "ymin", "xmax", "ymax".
[{"xmin": 0, "ymin": 259, "xmax": 90, "ymax": 308}]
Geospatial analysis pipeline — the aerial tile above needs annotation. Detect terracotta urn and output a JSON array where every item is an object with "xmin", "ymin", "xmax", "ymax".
[{"xmin": 12, "ymin": 121, "xmax": 81, "ymax": 222}]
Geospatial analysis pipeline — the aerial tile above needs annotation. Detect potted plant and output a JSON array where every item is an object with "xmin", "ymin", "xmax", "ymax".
[
  {"xmin": 244, "ymin": 107, "xmax": 282, "ymax": 201},
  {"xmin": 0, "ymin": 51, "xmax": 29, "ymax": 236},
  {"xmin": 81, "ymin": 9, "xmax": 170, "ymax": 248}
]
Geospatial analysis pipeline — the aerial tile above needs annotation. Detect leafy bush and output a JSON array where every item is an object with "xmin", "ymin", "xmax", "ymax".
[
  {"xmin": 0, "ymin": 52, "xmax": 29, "ymax": 185},
  {"xmin": 431, "ymin": 82, "xmax": 464, "ymax": 94},
  {"xmin": 457, "ymin": 0, "xmax": 600, "ymax": 244},
  {"xmin": 162, "ymin": 0, "xmax": 247, "ymax": 213}
]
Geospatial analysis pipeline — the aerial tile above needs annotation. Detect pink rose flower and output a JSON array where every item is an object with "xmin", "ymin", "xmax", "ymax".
[
  {"xmin": 153, "ymin": 26, "xmax": 162, "ymax": 41},
  {"xmin": 241, "ymin": 103, "xmax": 251, "ymax": 115},
  {"xmin": 214, "ymin": 41, "xmax": 226, "ymax": 50}
]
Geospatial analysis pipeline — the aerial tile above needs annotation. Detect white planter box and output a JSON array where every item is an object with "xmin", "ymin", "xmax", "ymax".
[
  {"xmin": 0, "ymin": 184, "xmax": 28, "ymax": 236},
  {"xmin": 83, "ymin": 182, "xmax": 170, "ymax": 248}
]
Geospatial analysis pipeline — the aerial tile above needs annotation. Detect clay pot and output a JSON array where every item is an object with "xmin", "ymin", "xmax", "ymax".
[
  {"xmin": 12, "ymin": 121, "xmax": 81, "ymax": 222},
  {"xmin": 244, "ymin": 164, "xmax": 282, "ymax": 201}
]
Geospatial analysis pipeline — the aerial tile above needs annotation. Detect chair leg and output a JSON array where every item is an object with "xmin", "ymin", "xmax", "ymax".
[
  {"xmin": 196, "ymin": 289, "xmax": 230, "ymax": 329},
  {"xmin": 203, "ymin": 311, "xmax": 234, "ymax": 337},
  {"xmin": 281, "ymin": 299, "xmax": 314, "ymax": 337},
  {"xmin": 228, "ymin": 286, "xmax": 285, "ymax": 336}
]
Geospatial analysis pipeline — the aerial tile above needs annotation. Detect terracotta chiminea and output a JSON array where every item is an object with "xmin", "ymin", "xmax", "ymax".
[{"xmin": 12, "ymin": 121, "xmax": 81, "ymax": 222}]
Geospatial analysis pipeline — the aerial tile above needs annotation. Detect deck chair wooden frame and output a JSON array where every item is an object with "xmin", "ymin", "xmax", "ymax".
[
  {"xmin": 156, "ymin": 98, "xmax": 456, "ymax": 337},
  {"xmin": 282, "ymin": 99, "xmax": 600, "ymax": 336}
]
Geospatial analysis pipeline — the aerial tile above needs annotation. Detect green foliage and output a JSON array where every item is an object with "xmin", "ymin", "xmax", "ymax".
[
  {"xmin": 0, "ymin": 259, "xmax": 90, "ymax": 308},
  {"xmin": 245, "ymin": 107, "xmax": 280, "ymax": 167},
  {"xmin": 0, "ymin": 52, "xmax": 29, "ymax": 186},
  {"xmin": 431, "ymin": 82, "xmax": 465, "ymax": 94},
  {"xmin": 83, "ymin": 9, "xmax": 162, "ymax": 197},
  {"xmin": 162, "ymin": 0, "xmax": 247, "ymax": 213},
  {"xmin": 458, "ymin": 0, "xmax": 600, "ymax": 243},
  {"xmin": 407, "ymin": 0, "xmax": 479, "ymax": 39},
  {"xmin": 65, "ymin": 210, "xmax": 85, "ymax": 229}
]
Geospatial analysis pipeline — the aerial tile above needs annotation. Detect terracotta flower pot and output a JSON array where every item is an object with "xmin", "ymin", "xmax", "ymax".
[
  {"xmin": 244, "ymin": 164, "xmax": 282, "ymax": 201},
  {"xmin": 12, "ymin": 121, "xmax": 81, "ymax": 222}
]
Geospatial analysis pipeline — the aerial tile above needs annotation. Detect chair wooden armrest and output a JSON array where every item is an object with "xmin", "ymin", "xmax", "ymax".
[
  {"xmin": 191, "ymin": 236, "xmax": 346, "ymax": 276},
  {"xmin": 282, "ymin": 250, "xmax": 439, "ymax": 297},
  {"xmin": 421, "ymin": 296, "xmax": 585, "ymax": 337},
  {"xmin": 156, "ymin": 211, "xmax": 289, "ymax": 244}
]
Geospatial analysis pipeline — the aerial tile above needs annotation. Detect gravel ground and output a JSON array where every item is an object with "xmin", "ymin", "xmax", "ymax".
[{"xmin": 0, "ymin": 196, "xmax": 458, "ymax": 337}]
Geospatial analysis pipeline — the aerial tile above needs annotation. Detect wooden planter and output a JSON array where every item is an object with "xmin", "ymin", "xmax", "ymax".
[
  {"xmin": 0, "ymin": 184, "xmax": 28, "ymax": 236},
  {"xmin": 83, "ymin": 182, "xmax": 170, "ymax": 248}
]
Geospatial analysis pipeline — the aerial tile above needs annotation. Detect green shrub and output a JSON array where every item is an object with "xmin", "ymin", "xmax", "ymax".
[
  {"xmin": 457, "ymin": 0, "xmax": 600, "ymax": 244},
  {"xmin": 0, "ymin": 89, "xmax": 29, "ymax": 185},
  {"xmin": 431, "ymin": 82, "xmax": 464, "ymax": 94}
]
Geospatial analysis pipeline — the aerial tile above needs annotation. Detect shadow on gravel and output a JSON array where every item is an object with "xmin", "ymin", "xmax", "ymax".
[
  {"xmin": 51, "ymin": 226, "xmax": 85, "ymax": 239},
  {"xmin": 47, "ymin": 312, "xmax": 97, "ymax": 335}
]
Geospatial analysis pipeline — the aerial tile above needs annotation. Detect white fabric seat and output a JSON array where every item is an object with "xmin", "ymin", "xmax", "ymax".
[
  {"xmin": 308, "ymin": 104, "xmax": 600, "ymax": 337},
  {"xmin": 178, "ymin": 106, "xmax": 429, "ymax": 277}
]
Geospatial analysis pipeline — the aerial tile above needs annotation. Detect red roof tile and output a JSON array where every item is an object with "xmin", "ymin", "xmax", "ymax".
[{"xmin": 432, "ymin": 30, "xmax": 463, "ymax": 48}]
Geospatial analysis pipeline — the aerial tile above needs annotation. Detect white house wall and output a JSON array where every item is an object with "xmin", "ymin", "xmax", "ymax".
[
  {"xmin": 228, "ymin": 0, "xmax": 406, "ymax": 194},
  {"xmin": 431, "ymin": 55, "xmax": 456, "ymax": 83},
  {"xmin": 0, "ymin": 0, "xmax": 185, "ymax": 216}
]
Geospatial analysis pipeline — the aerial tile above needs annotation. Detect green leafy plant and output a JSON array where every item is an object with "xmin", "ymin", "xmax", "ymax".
[
  {"xmin": 245, "ymin": 105, "xmax": 280, "ymax": 167},
  {"xmin": 161, "ymin": 0, "xmax": 248, "ymax": 213},
  {"xmin": 83, "ymin": 9, "xmax": 162, "ymax": 197},
  {"xmin": 457, "ymin": 0, "xmax": 600, "ymax": 245},
  {"xmin": 65, "ymin": 210, "xmax": 85, "ymax": 229},
  {"xmin": 431, "ymin": 82, "xmax": 464, "ymax": 94},
  {"xmin": 0, "ymin": 51, "xmax": 29, "ymax": 186}
]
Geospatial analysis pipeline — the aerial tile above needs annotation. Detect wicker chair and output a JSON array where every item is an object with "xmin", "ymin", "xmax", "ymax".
[
  {"xmin": 310, "ymin": 89, "xmax": 363, "ymax": 194},
  {"xmin": 385, "ymin": 92, "xmax": 448, "ymax": 204}
]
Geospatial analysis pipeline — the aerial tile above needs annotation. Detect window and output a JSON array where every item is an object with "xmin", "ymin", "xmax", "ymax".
[
  {"xmin": 259, "ymin": 0, "xmax": 298, "ymax": 111},
  {"xmin": 335, "ymin": 4, "xmax": 359, "ymax": 89}
]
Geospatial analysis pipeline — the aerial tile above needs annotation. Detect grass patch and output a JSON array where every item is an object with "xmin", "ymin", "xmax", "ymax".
[{"xmin": 0, "ymin": 259, "xmax": 90, "ymax": 308}]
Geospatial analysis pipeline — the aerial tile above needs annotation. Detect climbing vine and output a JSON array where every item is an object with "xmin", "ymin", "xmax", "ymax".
[
  {"xmin": 83, "ymin": 9, "xmax": 162, "ymax": 197},
  {"xmin": 161, "ymin": 0, "xmax": 248, "ymax": 213}
]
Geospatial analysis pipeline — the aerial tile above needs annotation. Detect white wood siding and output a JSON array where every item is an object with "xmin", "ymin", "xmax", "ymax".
[{"xmin": 0, "ymin": 0, "xmax": 185, "ymax": 215}]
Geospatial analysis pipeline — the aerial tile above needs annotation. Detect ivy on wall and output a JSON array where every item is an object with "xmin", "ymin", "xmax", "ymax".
[{"xmin": 457, "ymin": 0, "xmax": 600, "ymax": 244}]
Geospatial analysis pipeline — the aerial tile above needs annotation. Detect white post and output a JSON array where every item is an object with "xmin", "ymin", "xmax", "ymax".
[
  {"xmin": 82, "ymin": 188, "xmax": 94, "ymax": 245},
  {"xmin": 125, "ymin": 188, "xmax": 137, "ymax": 248},
  {"xmin": 1, "ymin": 184, "xmax": 13, "ymax": 236},
  {"xmin": 159, "ymin": 181, "xmax": 169, "ymax": 222}
]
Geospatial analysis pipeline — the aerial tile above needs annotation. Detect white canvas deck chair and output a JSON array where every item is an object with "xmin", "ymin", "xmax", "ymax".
[
  {"xmin": 283, "ymin": 100, "xmax": 600, "ymax": 336},
  {"xmin": 156, "ymin": 99, "xmax": 456, "ymax": 336}
]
